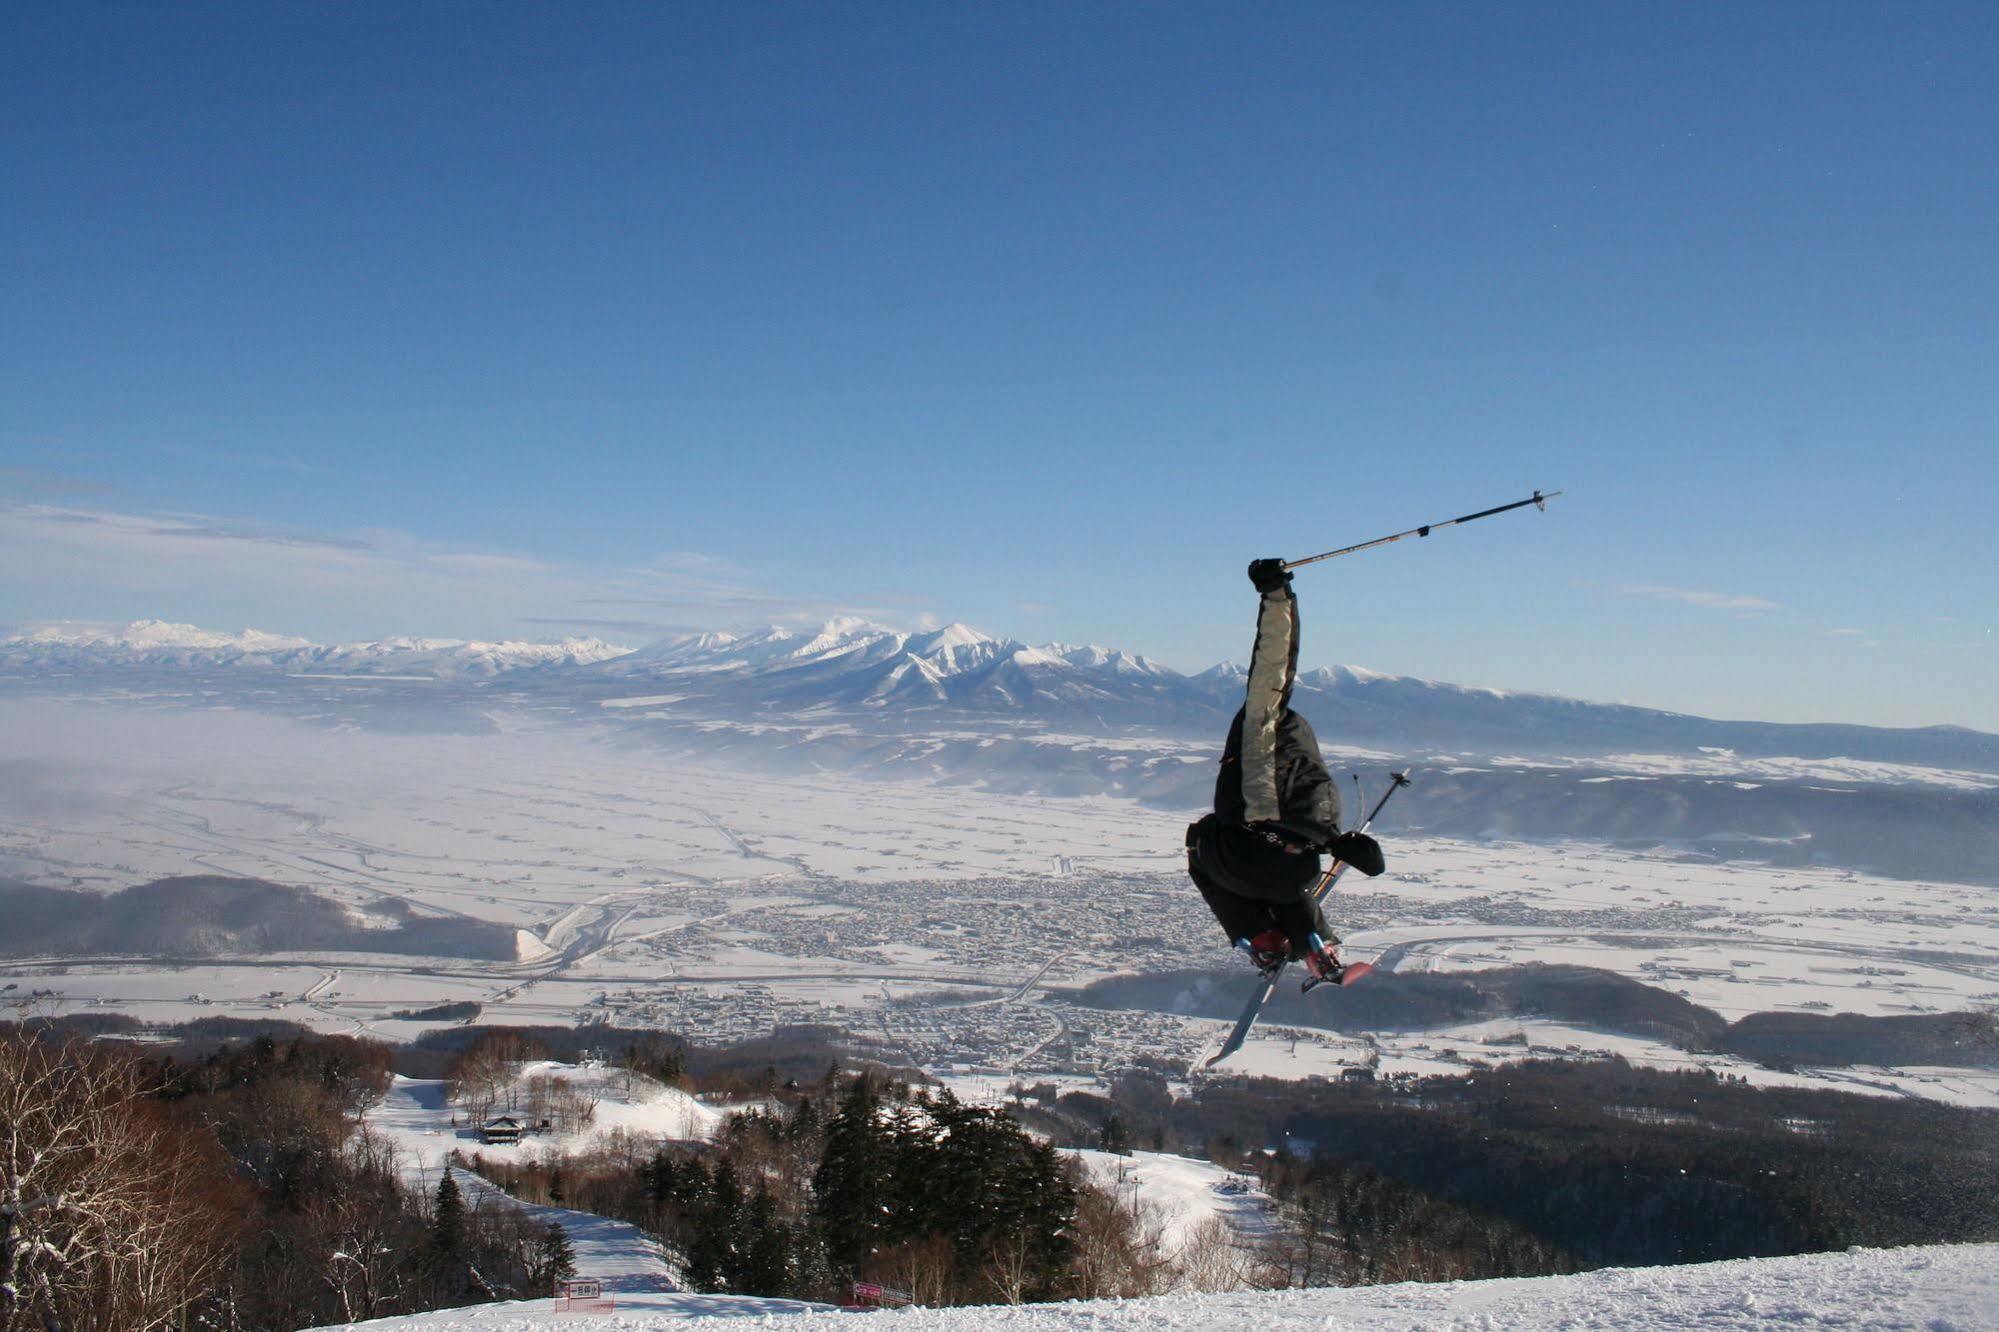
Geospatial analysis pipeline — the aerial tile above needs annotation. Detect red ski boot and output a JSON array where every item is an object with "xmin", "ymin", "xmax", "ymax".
[
  {"xmin": 1304, "ymin": 943, "xmax": 1374, "ymax": 989},
  {"xmin": 1244, "ymin": 928, "xmax": 1290, "ymax": 972}
]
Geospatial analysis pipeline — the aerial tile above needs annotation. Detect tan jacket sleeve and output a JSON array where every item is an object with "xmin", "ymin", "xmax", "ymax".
[{"xmin": 1240, "ymin": 586, "xmax": 1299, "ymax": 824}]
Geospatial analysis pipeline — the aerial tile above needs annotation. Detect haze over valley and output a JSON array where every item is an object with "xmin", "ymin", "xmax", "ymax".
[{"xmin": 6, "ymin": 616, "xmax": 1995, "ymax": 1106}]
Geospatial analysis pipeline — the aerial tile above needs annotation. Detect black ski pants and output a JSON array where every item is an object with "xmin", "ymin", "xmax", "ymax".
[{"xmin": 1186, "ymin": 839, "xmax": 1335, "ymax": 957}]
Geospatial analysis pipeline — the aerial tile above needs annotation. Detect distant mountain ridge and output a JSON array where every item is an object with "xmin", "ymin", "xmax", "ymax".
[
  {"xmin": 598, "ymin": 618, "xmax": 1191, "ymax": 722},
  {"xmin": 575, "ymin": 619, "xmax": 1999, "ymax": 773},
  {"xmin": 3, "ymin": 618, "xmax": 632, "ymax": 679},
  {"xmin": 5, "ymin": 616, "xmax": 1996, "ymax": 773}
]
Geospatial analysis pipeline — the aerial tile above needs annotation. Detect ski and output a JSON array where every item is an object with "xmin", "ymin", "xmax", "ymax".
[
  {"xmin": 1211, "ymin": 970, "xmax": 1282, "ymax": 1066},
  {"xmin": 1203, "ymin": 771, "xmax": 1412, "ymax": 1068}
]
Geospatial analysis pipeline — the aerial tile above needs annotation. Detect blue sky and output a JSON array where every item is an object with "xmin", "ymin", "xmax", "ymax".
[{"xmin": 4, "ymin": 3, "xmax": 1994, "ymax": 729}]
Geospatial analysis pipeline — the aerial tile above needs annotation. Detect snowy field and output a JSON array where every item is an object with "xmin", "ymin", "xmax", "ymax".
[
  {"xmin": 5, "ymin": 702, "xmax": 1998, "ymax": 1105},
  {"xmin": 309, "ymin": 1242, "xmax": 1999, "ymax": 1330}
]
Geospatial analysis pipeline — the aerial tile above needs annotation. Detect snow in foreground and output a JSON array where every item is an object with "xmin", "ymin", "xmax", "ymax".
[{"xmin": 315, "ymin": 1242, "xmax": 1999, "ymax": 1330}]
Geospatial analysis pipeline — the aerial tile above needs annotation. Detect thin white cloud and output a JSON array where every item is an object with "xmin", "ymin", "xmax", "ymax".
[
  {"xmin": 1829, "ymin": 627, "xmax": 1866, "ymax": 637},
  {"xmin": 1617, "ymin": 583, "xmax": 1780, "ymax": 613},
  {"xmin": 516, "ymin": 615, "xmax": 692, "ymax": 637},
  {"xmin": 650, "ymin": 551, "xmax": 741, "ymax": 575},
  {"xmin": 0, "ymin": 502, "xmax": 912, "ymax": 640},
  {"xmin": 425, "ymin": 552, "xmax": 553, "ymax": 576},
  {"xmin": 153, "ymin": 442, "xmax": 334, "ymax": 477}
]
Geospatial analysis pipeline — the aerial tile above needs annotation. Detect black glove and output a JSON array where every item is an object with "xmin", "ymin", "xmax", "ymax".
[
  {"xmin": 1247, "ymin": 558, "xmax": 1292, "ymax": 594},
  {"xmin": 1327, "ymin": 831, "xmax": 1386, "ymax": 877}
]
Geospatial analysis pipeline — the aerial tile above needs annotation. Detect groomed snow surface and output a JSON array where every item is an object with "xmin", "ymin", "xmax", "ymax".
[
  {"xmin": 312, "ymin": 1242, "xmax": 1999, "ymax": 1330},
  {"xmin": 364, "ymin": 1075, "xmax": 688, "ymax": 1295}
]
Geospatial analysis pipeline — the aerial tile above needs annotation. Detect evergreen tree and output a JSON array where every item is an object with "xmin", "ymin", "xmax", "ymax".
[
  {"xmin": 432, "ymin": 1169, "xmax": 466, "ymax": 1260},
  {"xmin": 922, "ymin": 1092, "xmax": 1075, "ymax": 1296},
  {"xmin": 692, "ymin": 1159, "xmax": 745, "ymax": 1292},
  {"xmin": 789, "ymin": 1095, "xmax": 823, "ymax": 1144},
  {"xmin": 647, "ymin": 1150, "xmax": 677, "ymax": 1201},
  {"xmin": 742, "ymin": 1185, "xmax": 792, "ymax": 1295},
  {"xmin": 645, "ymin": 1149, "xmax": 683, "ymax": 1228},
  {"xmin": 535, "ymin": 1222, "xmax": 577, "ymax": 1289},
  {"xmin": 430, "ymin": 1168, "xmax": 470, "ymax": 1300},
  {"xmin": 790, "ymin": 1226, "xmax": 836, "ymax": 1303},
  {"xmin": 812, "ymin": 1077, "xmax": 893, "ymax": 1273}
]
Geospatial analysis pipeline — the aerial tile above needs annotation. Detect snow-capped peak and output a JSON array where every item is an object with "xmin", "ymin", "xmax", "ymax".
[
  {"xmin": 915, "ymin": 621, "xmax": 993, "ymax": 650},
  {"xmin": 1053, "ymin": 643, "xmax": 1171, "ymax": 676}
]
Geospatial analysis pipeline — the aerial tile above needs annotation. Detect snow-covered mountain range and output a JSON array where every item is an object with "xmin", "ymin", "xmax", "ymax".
[
  {"xmin": 9, "ymin": 616, "xmax": 1992, "ymax": 776},
  {"xmin": 596, "ymin": 617, "xmax": 1199, "ymax": 724},
  {"xmin": 2, "ymin": 619, "xmax": 632, "ymax": 679}
]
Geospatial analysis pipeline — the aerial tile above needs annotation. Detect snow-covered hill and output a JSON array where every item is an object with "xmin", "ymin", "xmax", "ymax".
[
  {"xmin": 1071, "ymin": 1144, "xmax": 1271, "ymax": 1264},
  {"xmin": 309, "ymin": 1242, "xmax": 1999, "ymax": 1330}
]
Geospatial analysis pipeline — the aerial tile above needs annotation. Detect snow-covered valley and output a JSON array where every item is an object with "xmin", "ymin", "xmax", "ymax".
[
  {"xmin": 7, "ymin": 620, "xmax": 1998, "ymax": 1332},
  {"xmin": 4, "ymin": 693, "xmax": 1996, "ymax": 1106}
]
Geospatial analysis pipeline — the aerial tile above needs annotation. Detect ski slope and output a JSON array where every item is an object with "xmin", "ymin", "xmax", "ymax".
[
  {"xmin": 363, "ymin": 1075, "xmax": 703, "ymax": 1294},
  {"xmin": 1068, "ymin": 1149, "xmax": 1272, "ymax": 1257},
  {"xmin": 311, "ymin": 1242, "xmax": 1999, "ymax": 1329}
]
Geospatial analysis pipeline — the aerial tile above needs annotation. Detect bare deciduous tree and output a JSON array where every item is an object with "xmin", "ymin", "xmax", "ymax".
[
  {"xmin": 521, "ymin": 1075, "xmax": 596, "ymax": 1135},
  {"xmin": 1176, "ymin": 1214, "xmax": 1261, "ymax": 1293},
  {"xmin": 2, "ymin": 1024, "xmax": 241, "ymax": 1332},
  {"xmin": 865, "ymin": 1235, "xmax": 956, "ymax": 1308},
  {"xmin": 1064, "ymin": 1179, "xmax": 1173, "ymax": 1300}
]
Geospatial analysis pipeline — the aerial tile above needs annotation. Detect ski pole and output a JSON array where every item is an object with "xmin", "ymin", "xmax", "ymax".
[
  {"xmin": 1283, "ymin": 490, "xmax": 1561, "ymax": 571},
  {"xmin": 1311, "ymin": 770, "xmax": 1412, "ymax": 907}
]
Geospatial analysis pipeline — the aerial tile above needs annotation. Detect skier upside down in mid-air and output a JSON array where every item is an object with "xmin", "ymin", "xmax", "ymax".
[{"xmin": 1186, "ymin": 559, "xmax": 1386, "ymax": 984}]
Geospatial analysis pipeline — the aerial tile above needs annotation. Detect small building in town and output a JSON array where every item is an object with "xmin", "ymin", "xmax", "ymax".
[{"xmin": 480, "ymin": 1115, "xmax": 525, "ymax": 1144}]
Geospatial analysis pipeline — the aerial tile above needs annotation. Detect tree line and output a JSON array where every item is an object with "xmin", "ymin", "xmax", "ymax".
[
  {"xmin": 1033, "ymin": 1056, "xmax": 1999, "ymax": 1270},
  {"xmin": 466, "ymin": 1069, "xmax": 1166, "ymax": 1307},
  {"xmin": 1, "ymin": 1024, "xmax": 572, "ymax": 1331}
]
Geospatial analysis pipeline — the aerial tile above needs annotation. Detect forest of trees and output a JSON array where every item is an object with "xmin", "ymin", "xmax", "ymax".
[
  {"xmin": 464, "ymin": 1070, "xmax": 1159, "ymax": 1307},
  {"xmin": 8, "ymin": 1015, "xmax": 1998, "ymax": 1331},
  {"xmin": 1031, "ymin": 1057, "xmax": 1999, "ymax": 1269},
  {"xmin": 1, "ymin": 1025, "xmax": 571, "ymax": 1332}
]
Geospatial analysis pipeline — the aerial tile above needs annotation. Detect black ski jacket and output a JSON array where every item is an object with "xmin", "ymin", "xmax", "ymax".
[{"xmin": 1193, "ymin": 583, "xmax": 1341, "ymax": 901}]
